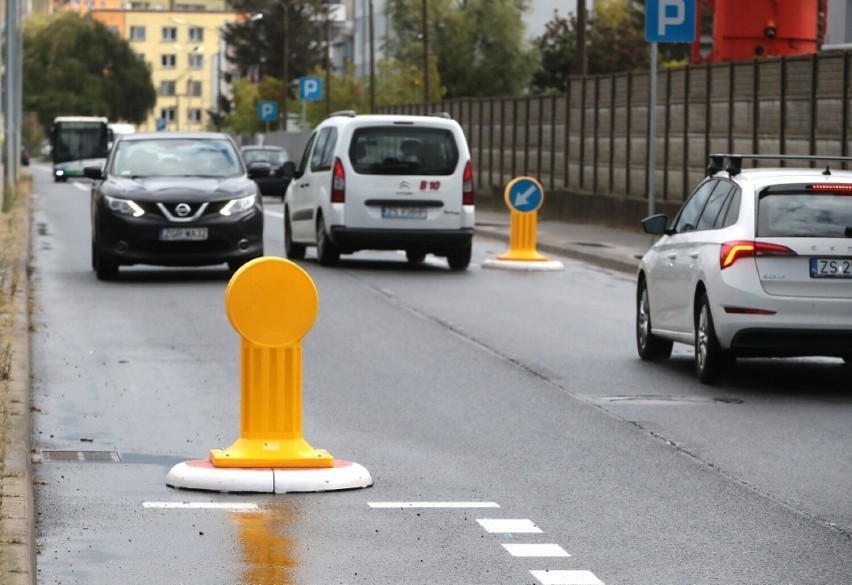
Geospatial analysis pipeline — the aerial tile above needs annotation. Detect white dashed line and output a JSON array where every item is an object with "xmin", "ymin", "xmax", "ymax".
[
  {"xmin": 502, "ymin": 543, "xmax": 570, "ymax": 557},
  {"xmin": 530, "ymin": 570, "xmax": 604, "ymax": 584},
  {"xmin": 142, "ymin": 502, "xmax": 259, "ymax": 511},
  {"xmin": 264, "ymin": 209, "xmax": 283, "ymax": 218},
  {"xmin": 73, "ymin": 182, "xmax": 89, "ymax": 192},
  {"xmin": 368, "ymin": 501, "xmax": 500, "ymax": 508},
  {"xmin": 477, "ymin": 518, "xmax": 542, "ymax": 533}
]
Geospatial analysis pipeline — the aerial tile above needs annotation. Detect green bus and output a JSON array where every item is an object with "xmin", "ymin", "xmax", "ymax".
[{"xmin": 50, "ymin": 116, "xmax": 111, "ymax": 182}]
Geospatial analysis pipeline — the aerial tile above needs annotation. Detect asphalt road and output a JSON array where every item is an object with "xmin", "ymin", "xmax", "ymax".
[{"xmin": 27, "ymin": 164, "xmax": 852, "ymax": 585}]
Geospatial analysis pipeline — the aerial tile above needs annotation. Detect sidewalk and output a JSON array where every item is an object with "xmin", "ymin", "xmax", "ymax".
[{"xmin": 475, "ymin": 209, "xmax": 652, "ymax": 274}]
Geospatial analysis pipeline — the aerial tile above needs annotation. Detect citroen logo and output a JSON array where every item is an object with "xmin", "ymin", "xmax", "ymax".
[
  {"xmin": 175, "ymin": 203, "xmax": 192, "ymax": 217},
  {"xmin": 399, "ymin": 181, "xmax": 410, "ymax": 190}
]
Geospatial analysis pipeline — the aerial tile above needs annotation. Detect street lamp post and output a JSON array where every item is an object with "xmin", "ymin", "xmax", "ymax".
[
  {"xmin": 368, "ymin": 0, "xmax": 375, "ymax": 111},
  {"xmin": 422, "ymin": 0, "xmax": 429, "ymax": 103},
  {"xmin": 282, "ymin": 5, "xmax": 290, "ymax": 131}
]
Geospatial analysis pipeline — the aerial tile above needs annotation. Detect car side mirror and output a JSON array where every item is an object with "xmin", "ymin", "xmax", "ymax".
[
  {"xmin": 247, "ymin": 161, "xmax": 271, "ymax": 179},
  {"xmin": 281, "ymin": 161, "xmax": 296, "ymax": 179},
  {"xmin": 641, "ymin": 214, "xmax": 671, "ymax": 235},
  {"xmin": 83, "ymin": 165, "xmax": 104, "ymax": 181}
]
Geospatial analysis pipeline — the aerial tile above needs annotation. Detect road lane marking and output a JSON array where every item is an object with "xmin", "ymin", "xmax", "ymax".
[
  {"xmin": 368, "ymin": 501, "xmax": 500, "ymax": 508},
  {"xmin": 502, "ymin": 543, "xmax": 570, "ymax": 557},
  {"xmin": 142, "ymin": 502, "xmax": 259, "ymax": 511},
  {"xmin": 477, "ymin": 518, "xmax": 542, "ymax": 533},
  {"xmin": 530, "ymin": 570, "xmax": 604, "ymax": 584},
  {"xmin": 264, "ymin": 209, "xmax": 283, "ymax": 218},
  {"xmin": 73, "ymin": 183, "xmax": 88, "ymax": 192}
]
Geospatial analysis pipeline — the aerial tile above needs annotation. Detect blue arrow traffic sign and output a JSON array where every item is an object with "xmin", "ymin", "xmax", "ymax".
[{"xmin": 505, "ymin": 177, "xmax": 544, "ymax": 214}]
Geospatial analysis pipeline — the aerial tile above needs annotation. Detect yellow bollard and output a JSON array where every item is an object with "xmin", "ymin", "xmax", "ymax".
[
  {"xmin": 497, "ymin": 176, "xmax": 551, "ymax": 262},
  {"xmin": 210, "ymin": 257, "xmax": 334, "ymax": 468}
]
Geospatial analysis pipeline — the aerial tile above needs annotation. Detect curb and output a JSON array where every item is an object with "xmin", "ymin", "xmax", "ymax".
[{"xmin": 1, "ymin": 183, "xmax": 35, "ymax": 585}]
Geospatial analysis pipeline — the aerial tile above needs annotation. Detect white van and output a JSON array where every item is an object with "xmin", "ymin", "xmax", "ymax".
[{"xmin": 283, "ymin": 111, "xmax": 475, "ymax": 270}]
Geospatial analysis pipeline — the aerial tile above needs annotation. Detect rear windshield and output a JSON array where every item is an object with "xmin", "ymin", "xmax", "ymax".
[
  {"xmin": 349, "ymin": 127, "xmax": 459, "ymax": 176},
  {"xmin": 757, "ymin": 192, "xmax": 852, "ymax": 238},
  {"xmin": 243, "ymin": 149, "xmax": 287, "ymax": 165}
]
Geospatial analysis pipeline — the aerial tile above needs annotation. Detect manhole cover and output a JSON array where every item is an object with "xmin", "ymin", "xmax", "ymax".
[{"xmin": 42, "ymin": 451, "xmax": 121, "ymax": 462}]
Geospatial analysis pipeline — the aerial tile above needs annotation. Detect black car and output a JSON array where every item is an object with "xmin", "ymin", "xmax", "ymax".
[
  {"xmin": 240, "ymin": 145, "xmax": 292, "ymax": 198},
  {"xmin": 85, "ymin": 132, "xmax": 268, "ymax": 280}
]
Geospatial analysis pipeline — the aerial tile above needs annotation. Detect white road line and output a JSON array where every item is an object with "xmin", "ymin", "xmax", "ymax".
[
  {"xmin": 264, "ymin": 209, "xmax": 283, "ymax": 218},
  {"xmin": 477, "ymin": 518, "xmax": 542, "ymax": 533},
  {"xmin": 368, "ymin": 501, "xmax": 500, "ymax": 509},
  {"xmin": 142, "ymin": 502, "xmax": 259, "ymax": 511},
  {"xmin": 530, "ymin": 569, "xmax": 604, "ymax": 585},
  {"xmin": 73, "ymin": 182, "xmax": 89, "ymax": 192},
  {"xmin": 502, "ymin": 543, "xmax": 570, "ymax": 557}
]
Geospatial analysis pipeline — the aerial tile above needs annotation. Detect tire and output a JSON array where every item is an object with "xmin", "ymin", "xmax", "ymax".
[
  {"xmin": 316, "ymin": 215, "xmax": 340, "ymax": 266},
  {"xmin": 695, "ymin": 292, "xmax": 730, "ymax": 384},
  {"xmin": 406, "ymin": 250, "xmax": 426, "ymax": 264},
  {"xmin": 284, "ymin": 210, "xmax": 305, "ymax": 260},
  {"xmin": 636, "ymin": 280, "xmax": 673, "ymax": 361},
  {"xmin": 446, "ymin": 241, "xmax": 471, "ymax": 271},
  {"xmin": 94, "ymin": 250, "xmax": 118, "ymax": 281}
]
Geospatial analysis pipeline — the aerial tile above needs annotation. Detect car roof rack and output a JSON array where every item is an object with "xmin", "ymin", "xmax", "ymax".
[
  {"xmin": 428, "ymin": 112, "xmax": 453, "ymax": 119},
  {"xmin": 326, "ymin": 110, "xmax": 357, "ymax": 119},
  {"xmin": 707, "ymin": 154, "xmax": 852, "ymax": 177}
]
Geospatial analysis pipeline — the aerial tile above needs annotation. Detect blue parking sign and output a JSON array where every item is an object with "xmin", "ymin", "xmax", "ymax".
[
  {"xmin": 257, "ymin": 101, "xmax": 279, "ymax": 123},
  {"xmin": 646, "ymin": 0, "xmax": 696, "ymax": 43},
  {"xmin": 299, "ymin": 77, "xmax": 323, "ymax": 102}
]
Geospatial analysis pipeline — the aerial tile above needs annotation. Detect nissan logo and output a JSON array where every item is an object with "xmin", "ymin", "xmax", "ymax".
[{"xmin": 175, "ymin": 203, "xmax": 192, "ymax": 217}]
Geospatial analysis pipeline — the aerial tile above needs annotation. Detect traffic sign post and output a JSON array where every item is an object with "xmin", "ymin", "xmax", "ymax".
[
  {"xmin": 483, "ymin": 177, "xmax": 563, "ymax": 271},
  {"xmin": 645, "ymin": 0, "xmax": 696, "ymax": 220},
  {"xmin": 166, "ymin": 257, "xmax": 373, "ymax": 493},
  {"xmin": 299, "ymin": 77, "xmax": 323, "ymax": 101},
  {"xmin": 257, "ymin": 100, "xmax": 279, "ymax": 133}
]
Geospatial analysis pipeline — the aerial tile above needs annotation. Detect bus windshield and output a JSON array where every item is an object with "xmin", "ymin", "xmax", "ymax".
[{"xmin": 51, "ymin": 117, "xmax": 110, "ymax": 165}]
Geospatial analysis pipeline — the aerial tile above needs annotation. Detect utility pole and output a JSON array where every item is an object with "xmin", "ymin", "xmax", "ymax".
[
  {"xmin": 369, "ymin": 0, "xmax": 376, "ymax": 112},
  {"xmin": 422, "ymin": 0, "xmax": 429, "ymax": 103},
  {"xmin": 282, "ymin": 1, "xmax": 290, "ymax": 131}
]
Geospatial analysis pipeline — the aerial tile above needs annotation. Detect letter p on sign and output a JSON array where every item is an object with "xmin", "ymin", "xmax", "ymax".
[{"xmin": 645, "ymin": 0, "xmax": 695, "ymax": 43}]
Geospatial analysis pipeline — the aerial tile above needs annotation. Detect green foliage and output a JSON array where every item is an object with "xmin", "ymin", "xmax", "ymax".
[
  {"xmin": 386, "ymin": 0, "xmax": 536, "ymax": 99},
  {"xmin": 531, "ymin": 0, "xmax": 691, "ymax": 94},
  {"xmin": 22, "ymin": 13, "xmax": 156, "ymax": 129}
]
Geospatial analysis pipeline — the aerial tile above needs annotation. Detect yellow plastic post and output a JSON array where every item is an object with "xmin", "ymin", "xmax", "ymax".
[
  {"xmin": 210, "ymin": 257, "xmax": 334, "ymax": 468},
  {"xmin": 497, "ymin": 176, "xmax": 551, "ymax": 262}
]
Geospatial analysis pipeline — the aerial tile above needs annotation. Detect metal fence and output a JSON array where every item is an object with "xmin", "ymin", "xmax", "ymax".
[{"xmin": 381, "ymin": 50, "xmax": 852, "ymax": 207}]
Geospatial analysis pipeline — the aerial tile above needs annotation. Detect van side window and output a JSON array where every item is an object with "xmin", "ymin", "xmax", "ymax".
[
  {"xmin": 297, "ymin": 133, "xmax": 317, "ymax": 175},
  {"xmin": 318, "ymin": 128, "xmax": 338, "ymax": 170},
  {"xmin": 310, "ymin": 128, "xmax": 332, "ymax": 172}
]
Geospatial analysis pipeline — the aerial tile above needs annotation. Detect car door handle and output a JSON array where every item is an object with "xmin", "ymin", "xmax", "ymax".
[
  {"xmin": 667, "ymin": 253, "xmax": 677, "ymax": 260},
  {"xmin": 689, "ymin": 252, "xmax": 699, "ymax": 258},
  {"xmin": 300, "ymin": 183, "xmax": 310, "ymax": 189}
]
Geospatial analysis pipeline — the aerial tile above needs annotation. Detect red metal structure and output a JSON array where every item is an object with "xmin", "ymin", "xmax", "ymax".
[{"xmin": 691, "ymin": 0, "xmax": 826, "ymax": 63}]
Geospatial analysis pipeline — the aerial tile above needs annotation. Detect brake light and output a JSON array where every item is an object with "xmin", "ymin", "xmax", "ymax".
[
  {"xmin": 462, "ymin": 161, "xmax": 474, "ymax": 205},
  {"xmin": 331, "ymin": 157, "xmax": 345, "ymax": 203},
  {"xmin": 720, "ymin": 240, "xmax": 797, "ymax": 269},
  {"xmin": 808, "ymin": 184, "xmax": 852, "ymax": 193}
]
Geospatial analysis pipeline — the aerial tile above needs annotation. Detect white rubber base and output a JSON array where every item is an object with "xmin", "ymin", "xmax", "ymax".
[
  {"xmin": 166, "ymin": 459, "xmax": 373, "ymax": 493},
  {"xmin": 482, "ymin": 258, "xmax": 565, "ymax": 271}
]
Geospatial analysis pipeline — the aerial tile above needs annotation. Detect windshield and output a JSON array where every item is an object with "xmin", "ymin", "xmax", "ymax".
[
  {"xmin": 111, "ymin": 138, "xmax": 242, "ymax": 178},
  {"xmin": 243, "ymin": 149, "xmax": 287, "ymax": 165},
  {"xmin": 51, "ymin": 121, "xmax": 109, "ymax": 165}
]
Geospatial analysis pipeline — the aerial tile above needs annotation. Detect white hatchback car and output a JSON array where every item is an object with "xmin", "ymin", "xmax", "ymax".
[
  {"xmin": 637, "ymin": 154, "xmax": 852, "ymax": 383},
  {"xmin": 283, "ymin": 111, "xmax": 475, "ymax": 270}
]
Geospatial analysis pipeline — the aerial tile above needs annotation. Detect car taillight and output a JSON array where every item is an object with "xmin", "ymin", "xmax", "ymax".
[
  {"xmin": 807, "ymin": 184, "xmax": 852, "ymax": 193},
  {"xmin": 720, "ymin": 240, "xmax": 797, "ymax": 269},
  {"xmin": 462, "ymin": 161, "xmax": 474, "ymax": 205},
  {"xmin": 331, "ymin": 157, "xmax": 345, "ymax": 203}
]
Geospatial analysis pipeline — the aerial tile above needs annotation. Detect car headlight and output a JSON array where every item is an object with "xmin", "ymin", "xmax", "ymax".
[
  {"xmin": 104, "ymin": 194, "xmax": 145, "ymax": 217},
  {"xmin": 220, "ymin": 194, "xmax": 257, "ymax": 216}
]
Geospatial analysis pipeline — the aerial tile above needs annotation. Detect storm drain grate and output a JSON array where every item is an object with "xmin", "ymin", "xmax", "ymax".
[{"xmin": 42, "ymin": 451, "xmax": 121, "ymax": 463}]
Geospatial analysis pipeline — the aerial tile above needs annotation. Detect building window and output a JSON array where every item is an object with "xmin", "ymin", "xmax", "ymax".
[
  {"xmin": 161, "ymin": 54, "xmax": 176, "ymax": 69},
  {"xmin": 129, "ymin": 26, "xmax": 146, "ymax": 41},
  {"xmin": 188, "ymin": 53, "xmax": 204, "ymax": 69},
  {"xmin": 188, "ymin": 80, "xmax": 202, "ymax": 97},
  {"xmin": 187, "ymin": 108, "xmax": 203, "ymax": 124},
  {"xmin": 159, "ymin": 81, "xmax": 176, "ymax": 96},
  {"xmin": 161, "ymin": 27, "xmax": 177, "ymax": 42},
  {"xmin": 160, "ymin": 108, "xmax": 176, "ymax": 122},
  {"xmin": 188, "ymin": 27, "xmax": 204, "ymax": 42}
]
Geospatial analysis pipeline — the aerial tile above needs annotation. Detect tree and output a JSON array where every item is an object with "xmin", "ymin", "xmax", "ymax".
[
  {"xmin": 530, "ymin": 0, "xmax": 690, "ymax": 94},
  {"xmin": 386, "ymin": 0, "xmax": 537, "ymax": 99},
  {"xmin": 23, "ymin": 13, "xmax": 156, "ymax": 129}
]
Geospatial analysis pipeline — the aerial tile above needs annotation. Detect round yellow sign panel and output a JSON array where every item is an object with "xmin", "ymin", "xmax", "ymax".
[{"xmin": 225, "ymin": 257, "xmax": 319, "ymax": 347}]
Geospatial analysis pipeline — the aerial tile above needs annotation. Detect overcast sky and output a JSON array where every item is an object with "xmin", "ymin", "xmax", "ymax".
[{"xmin": 525, "ymin": 0, "xmax": 590, "ymax": 39}]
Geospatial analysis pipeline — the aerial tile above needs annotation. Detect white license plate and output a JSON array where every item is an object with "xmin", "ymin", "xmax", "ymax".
[
  {"xmin": 159, "ymin": 227, "xmax": 208, "ymax": 241},
  {"xmin": 382, "ymin": 206, "xmax": 427, "ymax": 220},
  {"xmin": 809, "ymin": 258, "xmax": 852, "ymax": 278}
]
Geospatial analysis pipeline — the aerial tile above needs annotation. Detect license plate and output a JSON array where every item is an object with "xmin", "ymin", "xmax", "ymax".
[
  {"xmin": 159, "ymin": 227, "xmax": 208, "ymax": 241},
  {"xmin": 382, "ymin": 206, "xmax": 427, "ymax": 220},
  {"xmin": 809, "ymin": 258, "xmax": 852, "ymax": 278}
]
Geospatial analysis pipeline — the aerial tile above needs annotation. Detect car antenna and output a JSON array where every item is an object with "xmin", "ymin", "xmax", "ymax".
[{"xmin": 822, "ymin": 165, "xmax": 832, "ymax": 176}]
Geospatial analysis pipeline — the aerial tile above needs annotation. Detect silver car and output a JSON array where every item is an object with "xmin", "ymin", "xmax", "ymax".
[{"xmin": 637, "ymin": 154, "xmax": 852, "ymax": 383}]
